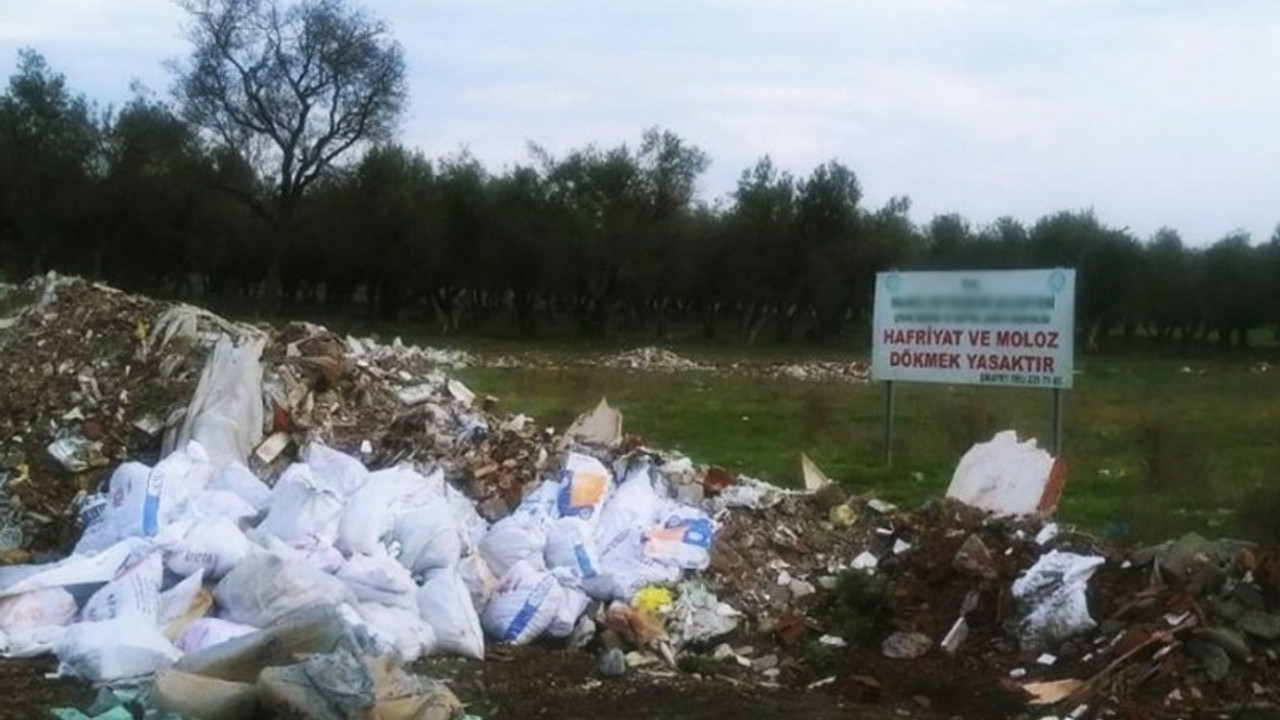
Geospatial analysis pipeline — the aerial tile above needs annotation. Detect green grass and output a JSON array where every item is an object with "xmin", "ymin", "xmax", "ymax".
[{"xmin": 457, "ymin": 356, "xmax": 1280, "ymax": 544}]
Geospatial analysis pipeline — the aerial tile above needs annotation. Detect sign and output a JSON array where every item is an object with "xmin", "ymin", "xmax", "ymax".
[{"xmin": 872, "ymin": 269, "xmax": 1075, "ymax": 389}]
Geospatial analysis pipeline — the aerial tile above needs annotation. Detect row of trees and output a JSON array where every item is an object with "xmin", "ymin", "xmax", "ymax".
[{"xmin": 2, "ymin": 0, "xmax": 1278, "ymax": 349}]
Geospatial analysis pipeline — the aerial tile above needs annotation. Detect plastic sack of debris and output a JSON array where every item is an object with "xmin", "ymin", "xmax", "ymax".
[
  {"xmin": 546, "ymin": 583, "xmax": 592, "ymax": 638},
  {"xmin": 669, "ymin": 581, "xmax": 741, "ymax": 647},
  {"xmin": 173, "ymin": 334, "xmax": 265, "ymax": 469},
  {"xmin": 947, "ymin": 430, "xmax": 1065, "ymax": 517},
  {"xmin": 175, "ymin": 617, "xmax": 257, "ymax": 654},
  {"xmin": 139, "ymin": 441, "xmax": 218, "ymax": 537},
  {"xmin": 158, "ymin": 516, "xmax": 251, "ymax": 579},
  {"xmin": 594, "ymin": 458, "xmax": 669, "ymax": 549},
  {"xmin": 206, "ymin": 462, "xmax": 272, "ymax": 512},
  {"xmin": 545, "ymin": 518, "xmax": 602, "ymax": 579},
  {"xmin": 480, "ymin": 513, "xmax": 548, "ymax": 578},
  {"xmin": 482, "ymin": 560, "xmax": 567, "ymax": 645},
  {"xmin": 259, "ymin": 647, "xmax": 462, "ymax": 720},
  {"xmin": 416, "ymin": 567, "xmax": 485, "ymax": 660},
  {"xmin": 0, "ymin": 588, "xmax": 78, "ymax": 652},
  {"xmin": 357, "ymin": 602, "xmax": 436, "ymax": 663},
  {"xmin": 214, "ymin": 551, "xmax": 356, "ymax": 628},
  {"xmin": 337, "ymin": 553, "xmax": 418, "ymax": 611},
  {"xmin": 56, "ymin": 618, "xmax": 182, "ymax": 683},
  {"xmin": 152, "ymin": 669, "xmax": 259, "ymax": 720},
  {"xmin": 337, "ymin": 466, "xmax": 443, "ymax": 556},
  {"xmin": 71, "ymin": 493, "xmax": 117, "ymax": 555},
  {"xmin": 583, "ymin": 527, "xmax": 683, "ymax": 601},
  {"xmin": 179, "ymin": 489, "xmax": 260, "ymax": 526},
  {"xmin": 642, "ymin": 506, "xmax": 715, "ymax": 570},
  {"xmin": 444, "ymin": 483, "xmax": 489, "ymax": 552},
  {"xmin": 176, "ymin": 604, "xmax": 360, "ymax": 683},
  {"xmin": 158, "ymin": 569, "xmax": 212, "ymax": 639},
  {"xmin": 260, "ymin": 535, "xmax": 347, "ymax": 575},
  {"xmin": 392, "ymin": 496, "xmax": 462, "ymax": 574},
  {"xmin": 255, "ymin": 464, "xmax": 346, "ymax": 545},
  {"xmin": 1011, "ymin": 550, "xmax": 1106, "ymax": 649},
  {"xmin": 0, "ymin": 537, "xmax": 145, "ymax": 598},
  {"xmin": 81, "ymin": 551, "xmax": 163, "ymax": 623},
  {"xmin": 457, "ymin": 552, "xmax": 498, "ymax": 613},
  {"xmin": 305, "ymin": 443, "xmax": 371, "ymax": 497},
  {"xmin": 556, "ymin": 452, "xmax": 613, "ymax": 522}
]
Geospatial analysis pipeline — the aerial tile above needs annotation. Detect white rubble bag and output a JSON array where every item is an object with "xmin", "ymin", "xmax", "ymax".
[
  {"xmin": 556, "ymin": 452, "xmax": 613, "ymax": 521},
  {"xmin": 445, "ymin": 483, "xmax": 490, "ymax": 552},
  {"xmin": 304, "ymin": 443, "xmax": 371, "ymax": 497},
  {"xmin": 356, "ymin": 602, "xmax": 437, "ymax": 663},
  {"xmin": 594, "ymin": 459, "xmax": 668, "ymax": 549},
  {"xmin": 947, "ymin": 430, "xmax": 1062, "ymax": 517},
  {"xmin": 642, "ymin": 506, "xmax": 715, "ymax": 570},
  {"xmin": 81, "ymin": 551, "xmax": 164, "ymax": 622},
  {"xmin": 546, "ymin": 584, "xmax": 592, "ymax": 638},
  {"xmin": 336, "ymin": 553, "xmax": 418, "ymax": 611},
  {"xmin": 336, "ymin": 466, "xmax": 443, "ymax": 556},
  {"xmin": 56, "ymin": 618, "xmax": 182, "ymax": 684},
  {"xmin": 0, "ymin": 588, "xmax": 78, "ymax": 636},
  {"xmin": 479, "ymin": 514, "xmax": 548, "ymax": 579},
  {"xmin": 582, "ymin": 528, "xmax": 682, "ymax": 601},
  {"xmin": 457, "ymin": 552, "xmax": 498, "ymax": 613},
  {"xmin": 260, "ymin": 536, "xmax": 346, "ymax": 575},
  {"xmin": 1012, "ymin": 550, "xmax": 1106, "ymax": 649},
  {"xmin": 72, "ymin": 493, "xmax": 117, "ymax": 555},
  {"xmin": 545, "ymin": 518, "xmax": 602, "ymax": 580},
  {"xmin": 174, "ymin": 334, "xmax": 266, "ymax": 469},
  {"xmin": 206, "ymin": 462, "xmax": 272, "ymax": 512},
  {"xmin": 416, "ymin": 568, "xmax": 484, "ymax": 660},
  {"xmin": 394, "ymin": 498, "xmax": 463, "ymax": 575},
  {"xmin": 481, "ymin": 561, "xmax": 567, "ymax": 645},
  {"xmin": 214, "ymin": 551, "xmax": 356, "ymax": 628},
  {"xmin": 255, "ymin": 464, "xmax": 346, "ymax": 545},
  {"xmin": 158, "ymin": 516, "xmax": 252, "ymax": 579},
  {"xmin": 0, "ymin": 538, "xmax": 145, "ymax": 598},
  {"xmin": 179, "ymin": 489, "xmax": 259, "ymax": 526},
  {"xmin": 175, "ymin": 618, "xmax": 258, "ymax": 654}
]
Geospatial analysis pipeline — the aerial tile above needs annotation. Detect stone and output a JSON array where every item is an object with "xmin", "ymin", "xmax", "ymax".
[
  {"xmin": 597, "ymin": 648, "xmax": 626, "ymax": 678},
  {"xmin": 1236, "ymin": 611, "xmax": 1280, "ymax": 640},
  {"xmin": 1185, "ymin": 638, "xmax": 1231, "ymax": 682},
  {"xmin": 882, "ymin": 632, "xmax": 932, "ymax": 660},
  {"xmin": 1160, "ymin": 532, "xmax": 1218, "ymax": 581},
  {"xmin": 1197, "ymin": 626, "xmax": 1253, "ymax": 662},
  {"xmin": 1232, "ymin": 583, "xmax": 1267, "ymax": 611},
  {"xmin": 788, "ymin": 579, "xmax": 816, "ymax": 599},
  {"xmin": 712, "ymin": 643, "xmax": 735, "ymax": 661},
  {"xmin": 1208, "ymin": 596, "xmax": 1246, "ymax": 622},
  {"xmin": 752, "ymin": 654, "xmax": 779, "ymax": 672},
  {"xmin": 1129, "ymin": 541, "xmax": 1173, "ymax": 568},
  {"xmin": 953, "ymin": 534, "xmax": 999, "ymax": 580}
]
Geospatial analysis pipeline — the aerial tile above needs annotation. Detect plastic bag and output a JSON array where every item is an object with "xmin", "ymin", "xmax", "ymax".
[
  {"xmin": 457, "ymin": 553, "xmax": 498, "ymax": 614},
  {"xmin": 583, "ymin": 528, "xmax": 682, "ymax": 601},
  {"xmin": 260, "ymin": 535, "xmax": 347, "ymax": 575},
  {"xmin": 445, "ymin": 483, "xmax": 489, "ymax": 552},
  {"xmin": 176, "ymin": 605, "xmax": 359, "ymax": 683},
  {"xmin": 336, "ymin": 553, "xmax": 418, "ymax": 611},
  {"xmin": 174, "ymin": 335, "xmax": 265, "ymax": 469},
  {"xmin": 123, "ymin": 441, "xmax": 216, "ymax": 539},
  {"xmin": 0, "ymin": 538, "xmax": 144, "ymax": 598},
  {"xmin": 255, "ymin": 464, "xmax": 345, "ymax": 545},
  {"xmin": 545, "ymin": 518, "xmax": 602, "ymax": 580},
  {"xmin": 180, "ymin": 490, "xmax": 259, "ymax": 525},
  {"xmin": 1012, "ymin": 550, "xmax": 1106, "ymax": 649},
  {"xmin": 337, "ymin": 466, "xmax": 442, "ymax": 556},
  {"xmin": 357, "ymin": 603, "xmax": 437, "ymax": 663},
  {"xmin": 0, "ymin": 587, "xmax": 77, "ymax": 635},
  {"xmin": 153, "ymin": 669, "xmax": 259, "ymax": 720},
  {"xmin": 81, "ymin": 551, "xmax": 163, "ymax": 622},
  {"xmin": 479, "ymin": 514, "xmax": 547, "ymax": 579},
  {"xmin": 642, "ymin": 506, "xmax": 715, "ymax": 570},
  {"xmin": 159, "ymin": 569, "xmax": 211, "ymax": 638},
  {"xmin": 304, "ymin": 443, "xmax": 370, "ymax": 497},
  {"xmin": 206, "ymin": 462, "xmax": 272, "ymax": 512},
  {"xmin": 481, "ymin": 561, "xmax": 566, "ymax": 645},
  {"xmin": 594, "ymin": 459, "xmax": 668, "ymax": 549},
  {"xmin": 159, "ymin": 517, "xmax": 251, "ymax": 579},
  {"xmin": 393, "ymin": 498, "xmax": 462, "ymax": 575},
  {"xmin": 546, "ymin": 585, "xmax": 591, "ymax": 638},
  {"xmin": 214, "ymin": 551, "xmax": 356, "ymax": 628},
  {"xmin": 416, "ymin": 568, "xmax": 484, "ymax": 660},
  {"xmin": 56, "ymin": 618, "xmax": 182, "ymax": 683},
  {"xmin": 71, "ymin": 493, "xmax": 116, "ymax": 555},
  {"xmin": 556, "ymin": 453, "xmax": 612, "ymax": 522},
  {"xmin": 174, "ymin": 618, "xmax": 258, "ymax": 654}
]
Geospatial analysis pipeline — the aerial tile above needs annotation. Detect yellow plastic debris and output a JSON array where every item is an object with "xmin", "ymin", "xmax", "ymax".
[
  {"xmin": 133, "ymin": 317, "xmax": 149, "ymax": 343},
  {"xmin": 829, "ymin": 503, "xmax": 858, "ymax": 528},
  {"xmin": 633, "ymin": 586, "xmax": 674, "ymax": 615}
]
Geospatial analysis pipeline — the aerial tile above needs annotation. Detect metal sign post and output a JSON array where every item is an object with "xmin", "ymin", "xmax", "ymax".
[{"xmin": 883, "ymin": 381, "xmax": 895, "ymax": 466}]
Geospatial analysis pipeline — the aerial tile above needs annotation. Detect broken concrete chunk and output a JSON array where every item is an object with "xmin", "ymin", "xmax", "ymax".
[
  {"xmin": 1185, "ymin": 638, "xmax": 1231, "ymax": 682},
  {"xmin": 563, "ymin": 398, "xmax": 623, "ymax": 448},
  {"xmin": 1236, "ymin": 611, "xmax": 1280, "ymax": 640},
  {"xmin": 882, "ymin": 632, "xmax": 932, "ymax": 660},
  {"xmin": 1196, "ymin": 626, "xmax": 1253, "ymax": 662},
  {"xmin": 953, "ymin": 534, "xmax": 999, "ymax": 580}
]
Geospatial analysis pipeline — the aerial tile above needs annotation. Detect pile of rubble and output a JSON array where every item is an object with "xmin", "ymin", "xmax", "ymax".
[
  {"xmin": 1, "ymin": 275, "xmax": 1279, "ymax": 720},
  {"xmin": 599, "ymin": 347, "xmax": 708, "ymax": 372},
  {"xmin": 768, "ymin": 360, "xmax": 872, "ymax": 383}
]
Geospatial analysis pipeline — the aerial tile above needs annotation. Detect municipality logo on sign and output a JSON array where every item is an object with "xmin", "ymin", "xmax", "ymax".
[
  {"xmin": 885, "ymin": 272, "xmax": 902, "ymax": 293},
  {"xmin": 1050, "ymin": 270, "xmax": 1067, "ymax": 294}
]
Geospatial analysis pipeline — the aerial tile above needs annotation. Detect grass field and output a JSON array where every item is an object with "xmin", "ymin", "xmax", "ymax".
[{"xmin": 455, "ymin": 353, "xmax": 1280, "ymax": 545}]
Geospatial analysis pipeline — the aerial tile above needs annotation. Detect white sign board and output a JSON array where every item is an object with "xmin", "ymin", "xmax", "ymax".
[{"xmin": 872, "ymin": 269, "xmax": 1075, "ymax": 389}]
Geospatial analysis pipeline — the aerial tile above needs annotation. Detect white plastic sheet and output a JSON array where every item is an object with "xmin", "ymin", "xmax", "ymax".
[
  {"xmin": 174, "ymin": 335, "xmax": 266, "ymax": 469},
  {"xmin": 947, "ymin": 430, "xmax": 1060, "ymax": 517}
]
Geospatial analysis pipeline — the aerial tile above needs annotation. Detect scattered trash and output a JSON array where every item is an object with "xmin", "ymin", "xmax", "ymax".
[
  {"xmin": 800, "ymin": 453, "xmax": 832, "ymax": 492},
  {"xmin": 946, "ymin": 430, "xmax": 1066, "ymax": 517},
  {"xmin": 1012, "ymin": 551, "xmax": 1106, "ymax": 649},
  {"xmin": 882, "ymin": 631, "xmax": 932, "ymax": 660}
]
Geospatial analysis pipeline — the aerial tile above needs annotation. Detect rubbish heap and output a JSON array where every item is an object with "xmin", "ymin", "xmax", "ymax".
[
  {"xmin": 599, "ymin": 347, "xmax": 708, "ymax": 372},
  {"xmin": 769, "ymin": 360, "xmax": 872, "ymax": 383},
  {"xmin": 1, "ymin": 274, "xmax": 1279, "ymax": 720}
]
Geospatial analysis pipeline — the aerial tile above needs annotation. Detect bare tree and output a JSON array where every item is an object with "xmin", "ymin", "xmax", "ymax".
[{"xmin": 172, "ymin": 0, "xmax": 406, "ymax": 301}]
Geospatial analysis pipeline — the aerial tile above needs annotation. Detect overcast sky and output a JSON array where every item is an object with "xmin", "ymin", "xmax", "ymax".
[{"xmin": 2, "ymin": 0, "xmax": 1278, "ymax": 245}]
